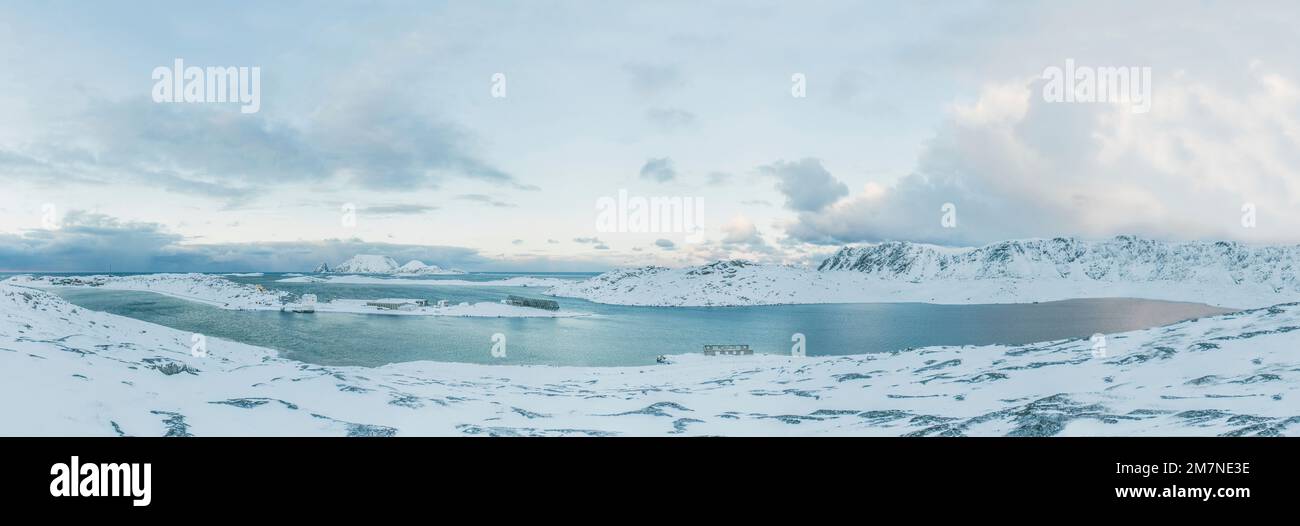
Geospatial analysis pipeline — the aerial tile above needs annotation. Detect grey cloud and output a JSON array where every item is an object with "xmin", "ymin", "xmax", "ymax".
[
  {"xmin": 0, "ymin": 211, "xmax": 487, "ymax": 272},
  {"xmin": 623, "ymin": 63, "xmax": 683, "ymax": 94},
  {"xmin": 654, "ymin": 238, "xmax": 676, "ymax": 250},
  {"xmin": 783, "ymin": 173, "xmax": 984, "ymax": 246},
  {"xmin": 1, "ymin": 96, "xmax": 533, "ymax": 202},
  {"xmin": 311, "ymin": 98, "xmax": 535, "ymax": 191},
  {"xmin": 456, "ymin": 194, "xmax": 517, "ymax": 208},
  {"xmin": 760, "ymin": 158, "xmax": 849, "ymax": 212},
  {"xmin": 646, "ymin": 107, "xmax": 696, "ymax": 132},
  {"xmin": 706, "ymin": 171, "xmax": 733, "ymax": 185},
  {"xmin": 639, "ymin": 157, "xmax": 677, "ymax": 182}
]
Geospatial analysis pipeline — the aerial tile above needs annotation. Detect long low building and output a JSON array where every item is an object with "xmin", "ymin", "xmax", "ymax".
[
  {"xmin": 365, "ymin": 298, "xmax": 429, "ymax": 310},
  {"xmin": 506, "ymin": 295, "xmax": 560, "ymax": 311}
]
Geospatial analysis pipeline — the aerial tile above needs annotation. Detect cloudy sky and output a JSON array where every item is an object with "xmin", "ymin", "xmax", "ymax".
[{"xmin": 2, "ymin": 1, "xmax": 1299, "ymax": 272}]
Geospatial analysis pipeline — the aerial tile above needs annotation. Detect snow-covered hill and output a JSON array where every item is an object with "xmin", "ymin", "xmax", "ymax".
[
  {"xmin": 321, "ymin": 255, "xmax": 464, "ymax": 275},
  {"xmin": 2, "ymin": 281, "xmax": 1296, "ymax": 436},
  {"xmin": 6, "ymin": 274, "xmax": 287, "ymax": 310},
  {"xmin": 394, "ymin": 260, "xmax": 463, "ymax": 276},
  {"xmin": 330, "ymin": 255, "xmax": 400, "ymax": 274},
  {"xmin": 547, "ymin": 237, "xmax": 1300, "ymax": 308}
]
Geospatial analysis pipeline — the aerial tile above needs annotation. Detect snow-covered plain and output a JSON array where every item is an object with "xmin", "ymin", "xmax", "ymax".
[
  {"xmin": 1, "ymin": 282, "xmax": 1295, "ymax": 436},
  {"xmin": 548, "ymin": 237, "xmax": 1300, "ymax": 309},
  {"xmin": 6, "ymin": 274, "xmax": 579, "ymax": 318}
]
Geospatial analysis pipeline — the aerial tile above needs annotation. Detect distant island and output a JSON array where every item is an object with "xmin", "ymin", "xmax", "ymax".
[{"xmin": 313, "ymin": 255, "xmax": 466, "ymax": 276}]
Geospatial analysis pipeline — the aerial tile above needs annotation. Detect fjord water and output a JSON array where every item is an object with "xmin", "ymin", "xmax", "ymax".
[{"xmin": 49, "ymin": 273, "xmax": 1234, "ymax": 367}]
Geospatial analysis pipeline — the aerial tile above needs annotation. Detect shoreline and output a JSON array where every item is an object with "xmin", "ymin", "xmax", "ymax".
[
  {"xmin": 6, "ymin": 274, "xmax": 586, "ymax": 318},
  {"xmin": 546, "ymin": 266, "xmax": 1290, "ymax": 310}
]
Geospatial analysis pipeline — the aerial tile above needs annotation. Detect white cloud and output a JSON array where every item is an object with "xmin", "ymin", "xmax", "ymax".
[{"xmin": 787, "ymin": 67, "xmax": 1300, "ymax": 245}]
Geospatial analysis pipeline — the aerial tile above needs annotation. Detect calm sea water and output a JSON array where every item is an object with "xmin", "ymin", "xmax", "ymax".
[{"xmin": 36, "ymin": 272, "xmax": 1236, "ymax": 367}]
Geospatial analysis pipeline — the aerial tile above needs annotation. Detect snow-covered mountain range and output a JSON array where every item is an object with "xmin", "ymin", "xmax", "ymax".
[
  {"xmin": 317, "ymin": 255, "xmax": 465, "ymax": 275},
  {"xmin": 547, "ymin": 236, "xmax": 1300, "ymax": 308},
  {"xmin": 818, "ymin": 236, "xmax": 1300, "ymax": 285}
]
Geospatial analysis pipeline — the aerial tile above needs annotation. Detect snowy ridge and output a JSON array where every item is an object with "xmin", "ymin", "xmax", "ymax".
[
  {"xmin": 820, "ymin": 236, "xmax": 1300, "ymax": 286},
  {"xmin": 548, "ymin": 237, "xmax": 1300, "ymax": 308},
  {"xmin": 324, "ymin": 255, "xmax": 465, "ymax": 275},
  {"xmin": 6, "ymin": 274, "xmax": 286, "ymax": 310},
  {"xmin": 1, "ymin": 282, "xmax": 1296, "ymax": 436},
  {"xmin": 330, "ymin": 255, "xmax": 400, "ymax": 274},
  {"xmin": 395, "ymin": 260, "xmax": 464, "ymax": 276}
]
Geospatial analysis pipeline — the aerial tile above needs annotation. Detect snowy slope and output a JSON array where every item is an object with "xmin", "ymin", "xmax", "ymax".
[
  {"xmin": 1, "ymin": 282, "xmax": 1296, "ymax": 436},
  {"xmin": 330, "ymin": 255, "xmax": 400, "ymax": 274},
  {"xmin": 6, "ymin": 274, "xmax": 286, "ymax": 309},
  {"xmin": 548, "ymin": 237, "xmax": 1300, "ymax": 308},
  {"xmin": 394, "ymin": 260, "xmax": 464, "ymax": 276},
  {"xmin": 820, "ymin": 236, "xmax": 1300, "ymax": 286}
]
